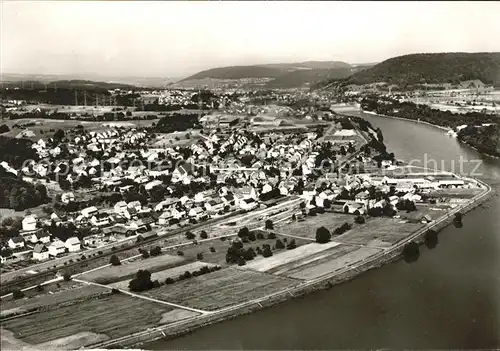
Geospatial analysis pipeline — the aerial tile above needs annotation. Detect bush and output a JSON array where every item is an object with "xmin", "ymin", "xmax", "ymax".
[
  {"xmin": 248, "ymin": 231, "xmax": 256, "ymax": 241},
  {"xmin": 210, "ymin": 246, "xmax": 216, "ymax": 253},
  {"xmin": 275, "ymin": 239, "xmax": 285, "ymax": 249},
  {"xmin": 287, "ymin": 239, "xmax": 297, "ymax": 250},
  {"xmin": 111, "ymin": 246, "xmax": 117, "ymax": 251},
  {"xmin": 355, "ymin": 215, "xmax": 366, "ymax": 224},
  {"xmin": 237, "ymin": 257, "xmax": 246, "ymax": 266},
  {"xmin": 111, "ymin": 288, "xmax": 121, "ymax": 294},
  {"xmin": 316, "ymin": 226, "xmax": 331, "ymax": 243},
  {"xmin": 150, "ymin": 246, "xmax": 162, "ymax": 256},
  {"xmin": 267, "ymin": 232, "xmax": 276, "ymax": 239},
  {"xmin": 199, "ymin": 230, "xmax": 208, "ymax": 239},
  {"xmin": 12, "ymin": 289, "xmax": 25, "ymax": 300},
  {"xmin": 63, "ymin": 272, "xmax": 72, "ymax": 281},
  {"xmin": 262, "ymin": 246, "xmax": 273, "ymax": 258},
  {"xmin": 97, "ymin": 251, "xmax": 103, "ymax": 255},
  {"xmin": 109, "ymin": 254, "xmax": 121, "ymax": 266},
  {"xmin": 291, "ymin": 214, "xmax": 297, "ymax": 221},
  {"xmin": 165, "ymin": 277, "xmax": 175, "ymax": 284},
  {"xmin": 141, "ymin": 250, "xmax": 150, "ymax": 259},
  {"xmin": 265, "ymin": 219, "xmax": 274, "ymax": 230},
  {"xmin": 256, "ymin": 232, "xmax": 265, "ymax": 240},
  {"xmin": 36, "ymin": 285, "xmax": 44, "ymax": 292},
  {"xmin": 177, "ymin": 250, "xmax": 184, "ymax": 256},
  {"xmin": 183, "ymin": 271, "xmax": 192, "ymax": 279},
  {"xmin": 185, "ymin": 231, "xmax": 196, "ymax": 240},
  {"xmin": 238, "ymin": 227, "xmax": 250, "ymax": 238},
  {"xmin": 196, "ymin": 252, "xmax": 204, "ymax": 260}
]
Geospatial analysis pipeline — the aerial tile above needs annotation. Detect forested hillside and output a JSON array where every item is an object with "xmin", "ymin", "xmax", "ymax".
[{"xmin": 348, "ymin": 52, "xmax": 500, "ymax": 86}]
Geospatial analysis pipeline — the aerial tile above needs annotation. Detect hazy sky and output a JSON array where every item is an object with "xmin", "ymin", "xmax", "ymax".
[{"xmin": 2, "ymin": 1, "xmax": 500, "ymax": 78}]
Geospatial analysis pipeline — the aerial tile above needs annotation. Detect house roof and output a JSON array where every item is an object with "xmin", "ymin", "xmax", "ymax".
[
  {"xmin": 10, "ymin": 236, "xmax": 24, "ymax": 243},
  {"xmin": 65, "ymin": 237, "xmax": 81, "ymax": 245},
  {"xmin": 33, "ymin": 244, "xmax": 47, "ymax": 253}
]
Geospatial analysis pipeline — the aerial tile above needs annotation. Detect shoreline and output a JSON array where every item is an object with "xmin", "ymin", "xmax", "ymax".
[
  {"xmin": 89, "ymin": 178, "xmax": 493, "ymax": 349},
  {"xmin": 360, "ymin": 110, "xmax": 500, "ymax": 160}
]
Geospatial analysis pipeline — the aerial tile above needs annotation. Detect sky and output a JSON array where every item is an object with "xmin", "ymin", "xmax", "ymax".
[{"xmin": 2, "ymin": 1, "xmax": 500, "ymax": 78}]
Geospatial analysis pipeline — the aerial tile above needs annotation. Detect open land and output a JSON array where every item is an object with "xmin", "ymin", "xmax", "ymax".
[
  {"xmin": 142, "ymin": 268, "xmax": 299, "ymax": 311},
  {"xmin": 1, "ymin": 294, "xmax": 174, "ymax": 348}
]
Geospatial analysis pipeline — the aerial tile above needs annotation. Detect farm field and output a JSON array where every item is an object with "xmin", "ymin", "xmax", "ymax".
[
  {"xmin": 333, "ymin": 217, "xmax": 424, "ymax": 247},
  {"xmin": 241, "ymin": 241, "xmax": 341, "ymax": 273},
  {"xmin": 274, "ymin": 212, "xmax": 355, "ymax": 239},
  {"xmin": 162, "ymin": 234, "xmax": 309, "ymax": 267},
  {"xmin": 77, "ymin": 254, "xmax": 185, "ymax": 284},
  {"xmin": 0, "ymin": 283, "xmax": 108, "ymax": 318},
  {"xmin": 108, "ymin": 261, "xmax": 217, "ymax": 290},
  {"xmin": 1, "ymin": 294, "xmax": 173, "ymax": 347},
  {"xmin": 144, "ymin": 268, "xmax": 299, "ymax": 311},
  {"xmin": 279, "ymin": 245, "xmax": 382, "ymax": 280}
]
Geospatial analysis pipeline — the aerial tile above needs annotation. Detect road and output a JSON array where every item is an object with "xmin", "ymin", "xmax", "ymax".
[
  {"xmin": 0, "ymin": 196, "xmax": 302, "ymax": 299},
  {"xmin": 91, "ymin": 178, "xmax": 493, "ymax": 349}
]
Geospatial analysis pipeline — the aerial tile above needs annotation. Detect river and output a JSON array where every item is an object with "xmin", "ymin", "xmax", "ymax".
[{"xmin": 148, "ymin": 112, "xmax": 500, "ymax": 349}]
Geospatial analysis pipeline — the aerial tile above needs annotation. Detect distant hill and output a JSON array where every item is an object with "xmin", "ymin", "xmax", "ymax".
[
  {"xmin": 182, "ymin": 66, "xmax": 285, "ymax": 81},
  {"xmin": 1, "ymin": 74, "xmax": 177, "ymax": 89},
  {"xmin": 179, "ymin": 60, "xmax": 358, "ymax": 88},
  {"xmin": 265, "ymin": 68, "xmax": 353, "ymax": 88},
  {"xmin": 346, "ymin": 52, "xmax": 500, "ymax": 86}
]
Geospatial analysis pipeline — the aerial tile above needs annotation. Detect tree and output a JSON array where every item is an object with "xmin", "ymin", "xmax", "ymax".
[
  {"xmin": 287, "ymin": 239, "xmax": 297, "ymax": 250},
  {"xmin": 109, "ymin": 254, "xmax": 121, "ymax": 266},
  {"xmin": 12, "ymin": 289, "xmax": 25, "ymax": 300},
  {"xmin": 150, "ymin": 246, "xmax": 162, "ymax": 256},
  {"xmin": 36, "ymin": 284, "xmax": 44, "ymax": 292},
  {"xmin": 265, "ymin": 219, "xmax": 274, "ymax": 230},
  {"xmin": 141, "ymin": 250, "xmax": 150, "ymax": 259},
  {"xmin": 63, "ymin": 272, "xmax": 72, "ymax": 281},
  {"xmin": 185, "ymin": 231, "xmax": 196, "ymax": 240},
  {"xmin": 53, "ymin": 129, "xmax": 65, "ymax": 141},
  {"xmin": 165, "ymin": 277, "xmax": 175, "ymax": 284},
  {"xmin": 199, "ymin": 230, "xmax": 208, "ymax": 239},
  {"xmin": 316, "ymin": 226, "xmax": 331, "ymax": 243},
  {"xmin": 210, "ymin": 246, "xmax": 216, "ymax": 253},
  {"xmin": 129, "ymin": 270, "xmax": 155, "ymax": 292},
  {"xmin": 267, "ymin": 232, "xmax": 276, "ymax": 239},
  {"xmin": 355, "ymin": 215, "xmax": 366, "ymax": 224},
  {"xmin": 275, "ymin": 239, "xmax": 285, "ymax": 249},
  {"xmin": 262, "ymin": 245, "xmax": 273, "ymax": 257},
  {"xmin": 238, "ymin": 227, "xmax": 250, "ymax": 238},
  {"xmin": 196, "ymin": 252, "xmax": 204, "ymax": 260}
]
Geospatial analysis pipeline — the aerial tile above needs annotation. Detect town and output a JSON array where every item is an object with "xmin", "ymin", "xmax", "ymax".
[{"xmin": 0, "ymin": 79, "xmax": 492, "ymax": 349}]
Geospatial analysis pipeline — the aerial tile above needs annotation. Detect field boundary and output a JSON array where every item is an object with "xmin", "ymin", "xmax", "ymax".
[{"xmin": 90, "ymin": 178, "xmax": 493, "ymax": 349}]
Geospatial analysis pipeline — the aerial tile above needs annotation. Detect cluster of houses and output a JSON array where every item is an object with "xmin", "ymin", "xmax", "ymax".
[{"xmin": 3, "ymin": 214, "xmax": 82, "ymax": 262}]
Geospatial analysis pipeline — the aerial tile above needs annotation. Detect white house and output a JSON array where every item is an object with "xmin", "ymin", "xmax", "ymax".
[
  {"xmin": 81, "ymin": 206, "xmax": 98, "ymax": 218},
  {"xmin": 158, "ymin": 211, "xmax": 173, "ymax": 225},
  {"xmin": 342, "ymin": 201, "xmax": 366, "ymax": 214},
  {"xmin": 30, "ymin": 231, "xmax": 51, "ymax": 244},
  {"xmin": 48, "ymin": 240, "xmax": 66, "ymax": 256},
  {"xmin": 204, "ymin": 198, "xmax": 224, "ymax": 213},
  {"xmin": 33, "ymin": 244, "xmax": 49, "ymax": 261},
  {"xmin": 239, "ymin": 198, "xmax": 258, "ymax": 211},
  {"xmin": 91, "ymin": 213, "xmax": 111, "ymax": 227},
  {"xmin": 22, "ymin": 215, "xmax": 38, "ymax": 232},
  {"xmin": 114, "ymin": 201, "xmax": 128, "ymax": 214},
  {"xmin": 61, "ymin": 192, "xmax": 75, "ymax": 204},
  {"xmin": 8, "ymin": 237, "xmax": 25, "ymax": 249},
  {"xmin": 65, "ymin": 237, "xmax": 81, "ymax": 252}
]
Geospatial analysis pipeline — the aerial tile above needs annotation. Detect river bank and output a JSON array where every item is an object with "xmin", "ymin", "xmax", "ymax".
[
  {"xmin": 148, "ymin": 113, "xmax": 500, "ymax": 350},
  {"xmin": 93, "ymin": 178, "xmax": 492, "ymax": 349},
  {"xmin": 360, "ymin": 110, "xmax": 500, "ymax": 159}
]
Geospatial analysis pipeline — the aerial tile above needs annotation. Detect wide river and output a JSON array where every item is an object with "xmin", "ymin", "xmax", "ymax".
[{"xmin": 148, "ymin": 113, "xmax": 500, "ymax": 349}]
